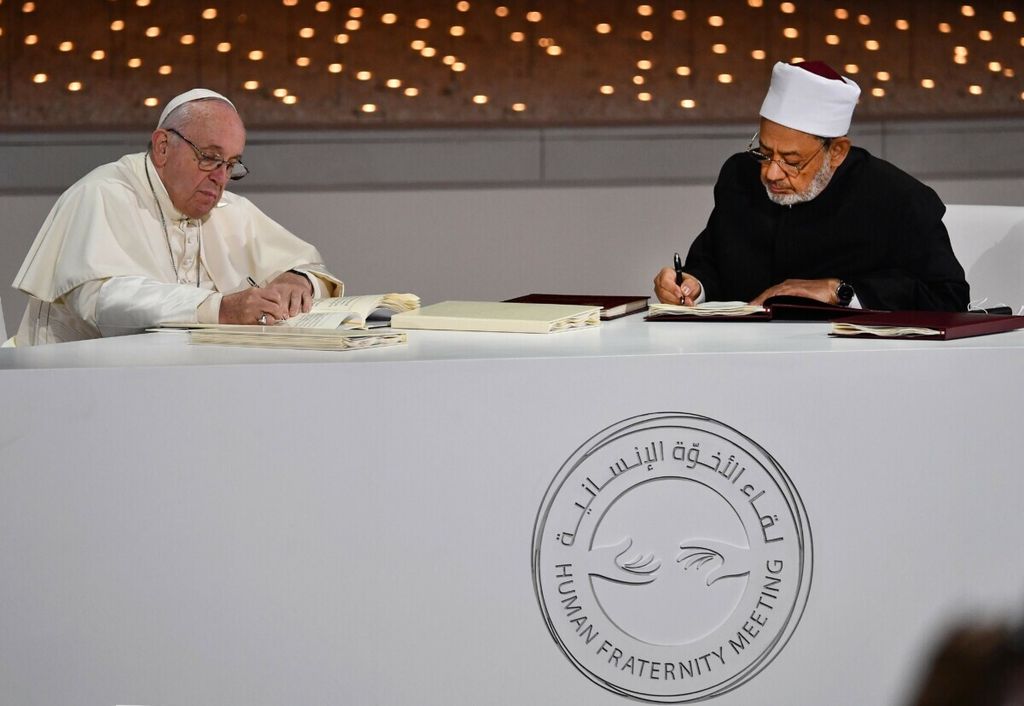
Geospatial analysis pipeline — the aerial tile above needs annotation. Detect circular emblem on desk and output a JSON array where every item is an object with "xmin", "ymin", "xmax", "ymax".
[{"xmin": 532, "ymin": 413, "xmax": 812, "ymax": 702}]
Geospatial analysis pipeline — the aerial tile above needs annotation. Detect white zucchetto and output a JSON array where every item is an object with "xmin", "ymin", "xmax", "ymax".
[
  {"xmin": 759, "ymin": 61, "xmax": 861, "ymax": 138},
  {"xmin": 157, "ymin": 88, "xmax": 236, "ymax": 128}
]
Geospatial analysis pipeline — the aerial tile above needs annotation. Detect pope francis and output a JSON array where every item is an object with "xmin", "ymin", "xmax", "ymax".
[{"xmin": 11, "ymin": 88, "xmax": 342, "ymax": 346}]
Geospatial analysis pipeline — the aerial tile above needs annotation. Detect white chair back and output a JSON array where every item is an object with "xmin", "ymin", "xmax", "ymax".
[{"xmin": 943, "ymin": 204, "xmax": 1024, "ymax": 312}]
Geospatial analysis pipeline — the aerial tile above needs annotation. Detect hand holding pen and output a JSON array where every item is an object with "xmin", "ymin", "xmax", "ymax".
[{"xmin": 653, "ymin": 252, "xmax": 702, "ymax": 306}]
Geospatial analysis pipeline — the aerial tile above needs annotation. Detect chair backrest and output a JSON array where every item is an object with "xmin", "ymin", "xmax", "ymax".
[
  {"xmin": 943, "ymin": 204, "xmax": 1024, "ymax": 312},
  {"xmin": 0, "ymin": 294, "xmax": 6, "ymax": 342}
]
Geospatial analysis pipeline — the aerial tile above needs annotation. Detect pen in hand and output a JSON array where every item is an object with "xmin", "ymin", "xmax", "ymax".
[
  {"xmin": 673, "ymin": 252, "xmax": 688, "ymax": 304},
  {"xmin": 247, "ymin": 276, "xmax": 258, "ymax": 288}
]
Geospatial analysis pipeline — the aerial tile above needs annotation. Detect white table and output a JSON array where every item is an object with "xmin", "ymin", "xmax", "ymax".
[{"xmin": 2, "ymin": 316, "xmax": 1022, "ymax": 705}]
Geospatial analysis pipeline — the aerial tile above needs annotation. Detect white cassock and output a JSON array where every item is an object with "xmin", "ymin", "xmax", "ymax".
[{"xmin": 12, "ymin": 151, "xmax": 342, "ymax": 345}]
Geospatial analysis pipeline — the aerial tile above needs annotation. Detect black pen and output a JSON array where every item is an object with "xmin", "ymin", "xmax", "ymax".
[
  {"xmin": 673, "ymin": 252, "xmax": 684, "ymax": 286},
  {"xmin": 247, "ymin": 276, "xmax": 258, "ymax": 287}
]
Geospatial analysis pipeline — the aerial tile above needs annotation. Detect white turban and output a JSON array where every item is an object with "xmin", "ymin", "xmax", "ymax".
[
  {"xmin": 157, "ymin": 88, "xmax": 236, "ymax": 128},
  {"xmin": 759, "ymin": 61, "xmax": 861, "ymax": 138}
]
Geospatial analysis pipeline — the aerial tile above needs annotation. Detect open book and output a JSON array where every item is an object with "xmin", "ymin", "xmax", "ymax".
[
  {"xmin": 283, "ymin": 293, "xmax": 420, "ymax": 329},
  {"xmin": 647, "ymin": 296, "xmax": 871, "ymax": 322},
  {"xmin": 390, "ymin": 300, "xmax": 601, "ymax": 333}
]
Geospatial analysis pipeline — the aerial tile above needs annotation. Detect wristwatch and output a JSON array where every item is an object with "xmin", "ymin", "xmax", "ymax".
[{"xmin": 835, "ymin": 280, "xmax": 855, "ymax": 307}]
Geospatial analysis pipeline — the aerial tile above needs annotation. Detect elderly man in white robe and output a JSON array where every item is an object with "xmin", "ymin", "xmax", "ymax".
[{"xmin": 11, "ymin": 88, "xmax": 342, "ymax": 345}]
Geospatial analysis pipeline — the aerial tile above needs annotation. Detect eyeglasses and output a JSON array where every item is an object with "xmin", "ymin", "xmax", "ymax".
[
  {"xmin": 166, "ymin": 127, "xmax": 249, "ymax": 181},
  {"xmin": 746, "ymin": 131, "xmax": 827, "ymax": 178}
]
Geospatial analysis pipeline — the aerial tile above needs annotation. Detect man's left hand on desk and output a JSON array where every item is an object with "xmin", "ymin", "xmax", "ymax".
[
  {"xmin": 266, "ymin": 271, "xmax": 314, "ymax": 316},
  {"xmin": 750, "ymin": 278, "xmax": 839, "ymax": 306}
]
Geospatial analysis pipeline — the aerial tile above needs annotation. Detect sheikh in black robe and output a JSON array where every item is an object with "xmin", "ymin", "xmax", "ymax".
[{"xmin": 683, "ymin": 147, "xmax": 969, "ymax": 311}]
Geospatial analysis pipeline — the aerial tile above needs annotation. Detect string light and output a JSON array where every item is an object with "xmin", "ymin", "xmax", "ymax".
[
  {"xmin": 217, "ymin": 42, "xmax": 231, "ymax": 52},
  {"xmin": 938, "ymin": 22, "xmax": 952, "ymax": 33},
  {"xmin": 248, "ymin": 50, "xmax": 264, "ymax": 60},
  {"xmin": 386, "ymin": 78, "xmax": 402, "ymax": 88},
  {"xmin": 315, "ymin": 2, "xmax": 331, "ymax": 10},
  {"xmin": 672, "ymin": 10, "xmax": 686, "ymax": 20},
  {"xmin": 32, "ymin": 72, "xmax": 47, "ymax": 83},
  {"xmin": 299, "ymin": 27, "xmax": 314, "ymax": 38},
  {"xmin": 472, "ymin": 94, "xmax": 488, "ymax": 104},
  {"xmin": 180, "ymin": 34, "xmax": 196, "ymax": 45},
  {"xmin": 382, "ymin": 13, "xmax": 397, "ymax": 24},
  {"xmin": 404, "ymin": 87, "xmax": 419, "ymax": 96},
  {"xmin": 676, "ymin": 65, "xmax": 691, "ymax": 76},
  {"xmin": 110, "ymin": 20, "xmax": 125, "ymax": 31},
  {"xmin": 328, "ymin": 63, "xmax": 343, "ymax": 74},
  {"xmin": 961, "ymin": 5, "xmax": 975, "ymax": 17},
  {"xmin": 708, "ymin": 15, "xmax": 724, "ymax": 27},
  {"xmin": 526, "ymin": 11, "xmax": 542, "ymax": 22},
  {"xmin": 415, "ymin": 18, "xmax": 430, "ymax": 29},
  {"xmin": 58, "ymin": 40, "xmax": 74, "ymax": 51},
  {"xmin": 637, "ymin": 4, "xmax": 653, "ymax": 16},
  {"xmin": 145, "ymin": 26, "xmax": 161, "ymax": 38},
  {"xmin": 680, "ymin": 99, "xmax": 696, "ymax": 108},
  {"xmin": 780, "ymin": 3, "xmax": 796, "ymax": 13},
  {"xmin": 826, "ymin": 34, "xmax": 840, "ymax": 45},
  {"xmin": 201, "ymin": 8, "xmax": 217, "ymax": 19},
  {"xmin": 91, "ymin": 50, "xmax": 105, "ymax": 60},
  {"xmin": 921, "ymin": 78, "xmax": 936, "ymax": 88},
  {"xmin": 243, "ymin": 80, "xmax": 260, "ymax": 89},
  {"xmin": 512, "ymin": 102, "xmax": 526, "ymax": 112},
  {"xmin": 144, "ymin": 97, "xmax": 159, "ymax": 107},
  {"xmin": 637, "ymin": 59, "xmax": 652, "ymax": 70},
  {"xmin": 495, "ymin": 7, "xmax": 509, "ymax": 18},
  {"xmin": 717, "ymin": 73, "xmax": 733, "ymax": 83},
  {"xmin": 751, "ymin": 49, "xmax": 766, "ymax": 60},
  {"xmin": 599, "ymin": 84, "xmax": 614, "ymax": 95},
  {"xmin": 158, "ymin": 64, "xmax": 172, "ymax": 75},
  {"xmin": 295, "ymin": 56, "xmax": 311, "ymax": 67},
  {"xmin": 361, "ymin": 103, "xmax": 376, "ymax": 113},
  {"xmin": 713, "ymin": 42, "xmax": 727, "ymax": 53},
  {"xmin": 968, "ymin": 84, "xmax": 982, "ymax": 95},
  {"xmin": 596, "ymin": 23, "xmax": 611, "ymax": 34}
]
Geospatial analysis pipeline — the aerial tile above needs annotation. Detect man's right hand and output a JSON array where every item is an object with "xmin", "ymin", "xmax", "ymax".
[
  {"xmin": 219, "ymin": 287, "xmax": 288, "ymax": 325},
  {"xmin": 654, "ymin": 267, "xmax": 702, "ymax": 306}
]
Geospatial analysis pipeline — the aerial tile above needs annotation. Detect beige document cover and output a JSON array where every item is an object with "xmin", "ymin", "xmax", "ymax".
[{"xmin": 390, "ymin": 300, "xmax": 601, "ymax": 333}]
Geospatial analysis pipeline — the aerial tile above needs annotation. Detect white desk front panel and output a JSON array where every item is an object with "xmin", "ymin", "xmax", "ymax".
[{"xmin": 1, "ymin": 319, "xmax": 1021, "ymax": 705}]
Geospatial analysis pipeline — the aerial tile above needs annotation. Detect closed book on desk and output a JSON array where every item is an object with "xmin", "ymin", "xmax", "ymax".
[
  {"xmin": 181, "ymin": 326, "xmax": 407, "ymax": 351},
  {"xmin": 504, "ymin": 293, "xmax": 649, "ymax": 320},
  {"xmin": 830, "ymin": 311, "xmax": 1024, "ymax": 340},
  {"xmin": 390, "ymin": 300, "xmax": 601, "ymax": 333},
  {"xmin": 647, "ymin": 296, "xmax": 872, "ymax": 322}
]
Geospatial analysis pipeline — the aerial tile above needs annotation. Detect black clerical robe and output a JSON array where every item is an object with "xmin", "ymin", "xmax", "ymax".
[{"xmin": 684, "ymin": 147, "xmax": 969, "ymax": 311}]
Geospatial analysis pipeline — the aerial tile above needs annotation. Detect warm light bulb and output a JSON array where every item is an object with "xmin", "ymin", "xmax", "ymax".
[
  {"xmin": 91, "ymin": 49, "xmax": 106, "ymax": 60},
  {"xmin": 404, "ymin": 87, "xmax": 419, "ymax": 96},
  {"xmin": 637, "ymin": 92, "xmax": 652, "ymax": 102},
  {"xmin": 921, "ymin": 78, "xmax": 935, "ymax": 88},
  {"xmin": 248, "ymin": 50, "xmax": 264, "ymax": 60},
  {"xmin": 526, "ymin": 11, "xmax": 542, "ymax": 22},
  {"xmin": 295, "ymin": 56, "xmax": 310, "ymax": 67},
  {"xmin": 680, "ymin": 98, "xmax": 696, "ymax": 108},
  {"xmin": 382, "ymin": 13, "xmax": 397, "ymax": 24},
  {"xmin": 783, "ymin": 27, "xmax": 798, "ymax": 38},
  {"xmin": 826, "ymin": 34, "xmax": 840, "ymax": 45},
  {"xmin": 243, "ymin": 80, "xmax": 260, "ymax": 89},
  {"xmin": 713, "ymin": 42, "xmax": 727, "ymax": 53},
  {"xmin": 111, "ymin": 20, "xmax": 125, "ymax": 31},
  {"xmin": 32, "ymin": 72, "xmax": 47, "ymax": 83},
  {"xmin": 676, "ymin": 65, "xmax": 691, "ymax": 76},
  {"xmin": 600, "ymin": 85, "xmax": 614, "ymax": 95},
  {"xmin": 596, "ymin": 23, "xmax": 611, "ymax": 34},
  {"xmin": 144, "ymin": 97, "xmax": 159, "ymax": 107},
  {"xmin": 328, "ymin": 63, "xmax": 343, "ymax": 74},
  {"xmin": 202, "ymin": 8, "xmax": 217, "ymax": 19},
  {"xmin": 145, "ymin": 26, "xmax": 161, "ymax": 38},
  {"xmin": 717, "ymin": 73, "xmax": 733, "ymax": 83},
  {"xmin": 751, "ymin": 49, "xmax": 766, "ymax": 59},
  {"xmin": 361, "ymin": 103, "xmax": 376, "ymax": 113},
  {"xmin": 299, "ymin": 27, "xmax": 314, "ymax": 38},
  {"xmin": 473, "ymin": 94, "xmax": 488, "ymax": 104},
  {"xmin": 217, "ymin": 42, "xmax": 231, "ymax": 52},
  {"xmin": 58, "ymin": 40, "xmax": 74, "ymax": 51},
  {"xmin": 450, "ymin": 25, "xmax": 465, "ymax": 36},
  {"xmin": 158, "ymin": 64, "xmax": 172, "ymax": 75},
  {"xmin": 356, "ymin": 70, "xmax": 372, "ymax": 80},
  {"xmin": 386, "ymin": 78, "xmax": 401, "ymax": 88},
  {"xmin": 708, "ymin": 15, "xmax": 724, "ymax": 27},
  {"xmin": 180, "ymin": 34, "xmax": 196, "ymax": 45}
]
